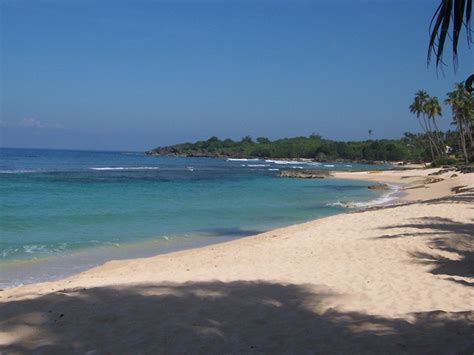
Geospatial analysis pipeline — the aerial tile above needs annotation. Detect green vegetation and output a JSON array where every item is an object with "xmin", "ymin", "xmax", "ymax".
[
  {"xmin": 410, "ymin": 83, "xmax": 474, "ymax": 164},
  {"xmin": 148, "ymin": 80, "xmax": 474, "ymax": 164},
  {"xmin": 445, "ymin": 83, "xmax": 474, "ymax": 163},
  {"xmin": 430, "ymin": 157, "xmax": 459, "ymax": 168},
  {"xmin": 147, "ymin": 132, "xmax": 457, "ymax": 162},
  {"xmin": 409, "ymin": 90, "xmax": 445, "ymax": 161}
]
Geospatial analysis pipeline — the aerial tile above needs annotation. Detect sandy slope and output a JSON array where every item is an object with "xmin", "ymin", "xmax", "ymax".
[{"xmin": 1, "ymin": 168, "xmax": 473, "ymax": 354}]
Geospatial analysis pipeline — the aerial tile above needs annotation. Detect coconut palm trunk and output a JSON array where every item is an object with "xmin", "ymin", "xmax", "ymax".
[
  {"xmin": 432, "ymin": 119, "xmax": 447, "ymax": 156},
  {"xmin": 427, "ymin": 118, "xmax": 442, "ymax": 158},
  {"xmin": 459, "ymin": 122, "xmax": 469, "ymax": 163},
  {"xmin": 425, "ymin": 96, "xmax": 446, "ymax": 157},
  {"xmin": 465, "ymin": 120, "xmax": 474, "ymax": 160},
  {"xmin": 410, "ymin": 90, "xmax": 442, "ymax": 162},
  {"xmin": 416, "ymin": 113, "xmax": 436, "ymax": 161},
  {"xmin": 445, "ymin": 83, "xmax": 473, "ymax": 163}
]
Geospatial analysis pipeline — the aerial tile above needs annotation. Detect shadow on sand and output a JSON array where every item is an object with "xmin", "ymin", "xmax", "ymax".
[
  {"xmin": 378, "ymin": 216, "xmax": 474, "ymax": 288},
  {"xmin": 2, "ymin": 184, "xmax": 474, "ymax": 353},
  {"xmin": 1, "ymin": 281, "xmax": 473, "ymax": 353},
  {"xmin": 351, "ymin": 188, "xmax": 474, "ymax": 213}
]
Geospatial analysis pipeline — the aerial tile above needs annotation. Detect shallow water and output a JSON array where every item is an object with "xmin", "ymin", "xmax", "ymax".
[{"xmin": 0, "ymin": 148, "xmax": 390, "ymax": 286}]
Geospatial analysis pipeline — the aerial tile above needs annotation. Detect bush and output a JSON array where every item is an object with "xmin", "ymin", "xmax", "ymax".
[{"xmin": 431, "ymin": 157, "xmax": 458, "ymax": 167}]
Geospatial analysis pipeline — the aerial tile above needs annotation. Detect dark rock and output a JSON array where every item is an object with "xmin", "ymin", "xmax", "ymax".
[
  {"xmin": 428, "ymin": 168, "xmax": 455, "ymax": 176},
  {"xmin": 424, "ymin": 177, "xmax": 444, "ymax": 184},
  {"xmin": 455, "ymin": 165, "xmax": 474, "ymax": 174},
  {"xmin": 278, "ymin": 169, "xmax": 332, "ymax": 179},
  {"xmin": 367, "ymin": 184, "xmax": 390, "ymax": 190},
  {"xmin": 451, "ymin": 185, "xmax": 467, "ymax": 194}
]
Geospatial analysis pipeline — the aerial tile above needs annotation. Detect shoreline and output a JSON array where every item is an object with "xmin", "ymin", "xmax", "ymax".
[
  {"xmin": 1, "ymin": 167, "xmax": 473, "ymax": 353},
  {"xmin": 0, "ymin": 234, "xmax": 240, "ymax": 289},
  {"xmin": 0, "ymin": 168, "xmax": 463, "ymax": 290},
  {"xmin": 0, "ymin": 176, "xmax": 384, "ymax": 289}
]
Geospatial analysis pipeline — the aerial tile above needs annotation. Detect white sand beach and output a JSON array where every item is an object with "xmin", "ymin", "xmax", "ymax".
[{"xmin": 1, "ymin": 168, "xmax": 473, "ymax": 353}]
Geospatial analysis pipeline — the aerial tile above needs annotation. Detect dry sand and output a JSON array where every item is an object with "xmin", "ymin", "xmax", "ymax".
[{"xmin": 1, "ymin": 168, "xmax": 473, "ymax": 354}]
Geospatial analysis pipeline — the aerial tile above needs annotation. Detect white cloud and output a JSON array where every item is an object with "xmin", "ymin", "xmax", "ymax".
[{"xmin": 2, "ymin": 118, "xmax": 64, "ymax": 129}]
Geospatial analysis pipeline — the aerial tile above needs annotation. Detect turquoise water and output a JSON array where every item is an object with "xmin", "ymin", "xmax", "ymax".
[{"xmin": 0, "ymin": 148, "xmax": 389, "ymax": 286}]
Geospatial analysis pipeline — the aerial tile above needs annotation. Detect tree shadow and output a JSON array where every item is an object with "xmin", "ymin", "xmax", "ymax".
[
  {"xmin": 347, "ymin": 190, "xmax": 474, "ymax": 215},
  {"xmin": 378, "ymin": 217, "xmax": 474, "ymax": 286},
  {"xmin": 1, "ymin": 281, "xmax": 473, "ymax": 354}
]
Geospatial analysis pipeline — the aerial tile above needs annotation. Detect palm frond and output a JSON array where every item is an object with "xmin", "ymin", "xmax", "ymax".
[
  {"xmin": 466, "ymin": 74, "xmax": 474, "ymax": 92},
  {"xmin": 466, "ymin": 0, "xmax": 472, "ymax": 43},
  {"xmin": 452, "ymin": 0, "xmax": 465, "ymax": 66},
  {"xmin": 428, "ymin": 0, "xmax": 473, "ymax": 70}
]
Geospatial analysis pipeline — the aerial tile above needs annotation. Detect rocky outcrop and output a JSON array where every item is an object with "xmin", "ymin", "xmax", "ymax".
[
  {"xmin": 424, "ymin": 177, "xmax": 444, "ymax": 184},
  {"xmin": 456, "ymin": 165, "xmax": 474, "ymax": 174},
  {"xmin": 145, "ymin": 147, "xmax": 243, "ymax": 158},
  {"xmin": 278, "ymin": 170, "xmax": 332, "ymax": 179},
  {"xmin": 427, "ymin": 165, "xmax": 474, "ymax": 175},
  {"xmin": 367, "ymin": 184, "xmax": 390, "ymax": 190},
  {"xmin": 428, "ymin": 168, "xmax": 456, "ymax": 176}
]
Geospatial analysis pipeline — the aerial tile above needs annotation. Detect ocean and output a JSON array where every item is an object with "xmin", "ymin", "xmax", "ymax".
[{"xmin": 0, "ymin": 148, "xmax": 393, "ymax": 287}]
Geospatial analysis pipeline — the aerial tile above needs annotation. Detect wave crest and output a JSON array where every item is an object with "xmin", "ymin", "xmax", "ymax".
[
  {"xmin": 90, "ymin": 167, "xmax": 160, "ymax": 171},
  {"xmin": 328, "ymin": 184, "xmax": 401, "ymax": 209}
]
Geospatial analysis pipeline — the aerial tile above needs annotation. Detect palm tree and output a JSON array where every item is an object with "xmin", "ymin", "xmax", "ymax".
[
  {"xmin": 445, "ymin": 83, "xmax": 474, "ymax": 163},
  {"xmin": 458, "ymin": 86, "xmax": 474, "ymax": 159},
  {"xmin": 409, "ymin": 90, "xmax": 439, "ymax": 160},
  {"xmin": 428, "ymin": 0, "xmax": 473, "ymax": 70},
  {"xmin": 409, "ymin": 90, "xmax": 428, "ymax": 120},
  {"xmin": 425, "ymin": 96, "xmax": 446, "ymax": 156}
]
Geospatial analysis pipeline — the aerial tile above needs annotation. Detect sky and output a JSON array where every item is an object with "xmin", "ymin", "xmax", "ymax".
[{"xmin": 1, "ymin": 0, "xmax": 473, "ymax": 151}]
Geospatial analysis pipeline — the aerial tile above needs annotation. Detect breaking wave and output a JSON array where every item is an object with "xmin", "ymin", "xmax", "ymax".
[
  {"xmin": 328, "ymin": 184, "xmax": 401, "ymax": 209},
  {"xmin": 90, "ymin": 167, "xmax": 160, "ymax": 171},
  {"xmin": 226, "ymin": 158, "xmax": 260, "ymax": 162}
]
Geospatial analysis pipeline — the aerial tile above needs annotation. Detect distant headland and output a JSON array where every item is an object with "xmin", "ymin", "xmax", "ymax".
[{"xmin": 145, "ymin": 133, "xmax": 444, "ymax": 163}]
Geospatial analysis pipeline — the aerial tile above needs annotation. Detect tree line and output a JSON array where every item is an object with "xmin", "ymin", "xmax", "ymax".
[
  {"xmin": 409, "ymin": 82, "xmax": 474, "ymax": 164},
  {"xmin": 148, "ymin": 131, "xmax": 465, "ymax": 164},
  {"xmin": 148, "ymin": 82, "xmax": 473, "ymax": 165}
]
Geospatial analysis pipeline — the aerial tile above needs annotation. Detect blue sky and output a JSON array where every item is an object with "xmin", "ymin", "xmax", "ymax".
[{"xmin": 1, "ymin": 0, "xmax": 473, "ymax": 151}]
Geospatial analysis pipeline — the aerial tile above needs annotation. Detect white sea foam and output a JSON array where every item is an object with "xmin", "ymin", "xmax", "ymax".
[
  {"xmin": 0, "ymin": 169, "xmax": 37, "ymax": 174},
  {"xmin": 23, "ymin": 245, "xmax": 47, "ymax": 254},
  {"xmin": 265, "ymin": 159, "xmax": 323, "ymax": 166},
  {"xmin": 268, "ymin": 168, "xmax": 280, "ymax": 171},
  {"xmin": 226, "ymin": 158, "xmax": 260, "ymax": 162},
  {"xmin": 90, "ymin": 240, "xmax": 121, "ymax": 247},
  {"xmin": 324, "ymin": 164, "xmax": 335, "ymax": 168},
  {"xmin": 350, "ymin": 190, "xmax": 399, "ymax": 207},
  {"xmin": 265, "ymin": 159, "xmax": 302, "ymax": 165},
  {"xmin": 247, "ymin": 164, "xmax": 268, "ymax": 167},
  {"xmin": 90, "ymin": 167, "xmax": 160, "ymax": 171},
  {"xmin": 328, "ymin": 201, "xmax": 349, "ymax": 208},
  {"xmin": 328, "ymin": 184, "xmax": 401, "ymax": 209}
]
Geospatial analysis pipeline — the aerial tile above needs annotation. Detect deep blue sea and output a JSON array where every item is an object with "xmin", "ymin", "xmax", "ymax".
[{"xmin": 0, "ymin": 148, "xmax": 392, "ymax": 287}]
